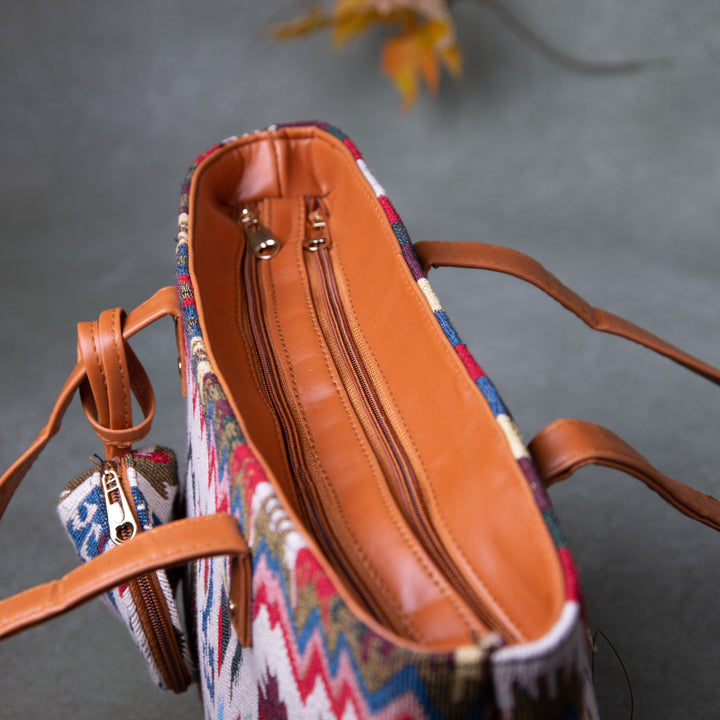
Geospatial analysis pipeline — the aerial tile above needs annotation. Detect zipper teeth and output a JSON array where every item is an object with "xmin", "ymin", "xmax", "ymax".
[
  {"xmin": 134, "ymin": 574, "xmax": 188, "ymax": 691},
  {"xmin": 316, "ymin": 250, "xmax": 416, "ymax": 487},
  {"xmin": 242, "ymin": 240, "xmax": 390, "ymax": 625},
  {"xmin": 241, "ymin": 201, "xmax": 512, "ymax": 642},
  {"xmin": 112, "ymin": 461, "xmax": 189, "ymax": 691},
  {"xmin": 310, "ymin": 233, "xmax": 510, "ymax": 642}
]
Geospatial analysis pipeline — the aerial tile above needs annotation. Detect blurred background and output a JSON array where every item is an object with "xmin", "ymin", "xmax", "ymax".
[{"xmin": 0, "ymin": 1, "xmax": 718, "ymax": 717}]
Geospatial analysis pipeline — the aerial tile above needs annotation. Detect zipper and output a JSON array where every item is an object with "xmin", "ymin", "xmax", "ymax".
[
  {"xmin": 301, "ymin": 199, "xmax": 513, "ymax": 643},
  {"xmin": 238, "ymin": 200, "xmax": 514, "ymax": 644},
  {"xmin": 240, "ymin": 206, "xmax": 280, "ymax": 259},
  {"xmin": 101, "ymin": 463, "xmax": 137, "ymax": 544},
  {"xmin": 101, "ymin": 460, "xmax": 191, "ymax": 692},
  {"xmin": 239, "ymin": 205, "xmax": 393, "ymax": 627}
]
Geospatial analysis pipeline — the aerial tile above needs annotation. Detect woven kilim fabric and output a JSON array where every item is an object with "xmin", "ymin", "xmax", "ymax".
[
  {"xmin": 58, "ymin": 447, "xmax": 195, "ymax": 689},
  {"xmin": 177, "ymin": 123, "xmax": 599, "ymax": 719}
]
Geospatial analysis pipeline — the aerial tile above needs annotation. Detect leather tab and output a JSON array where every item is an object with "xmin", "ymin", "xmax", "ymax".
[
  {"xmin": 0, "ymin": 514, "xmax": 252, "ymax": 644},
  {"xmin": 530, "ymin": 419, "xmax": 720, "ymax": 532},
  {"xmin": 77, "ymin": 308, "xmax": 156, "ymax": 457}
]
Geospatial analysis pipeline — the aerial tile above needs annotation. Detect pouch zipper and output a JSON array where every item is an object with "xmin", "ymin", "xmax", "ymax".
[
  {"xmin": 239, "ymin": 206, "xmax": 393, "ymax": 627},
  {"xmin": 101, "ymin": 460, "xmax": 190, "ymax": 692}
]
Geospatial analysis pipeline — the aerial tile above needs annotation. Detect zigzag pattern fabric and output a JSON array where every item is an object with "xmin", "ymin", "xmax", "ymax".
[{"xmin": 177, "ymin": 123, "xmax": 598, "ymax": 719}]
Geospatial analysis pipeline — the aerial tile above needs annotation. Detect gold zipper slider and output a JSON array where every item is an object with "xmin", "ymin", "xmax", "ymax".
[
  {"xmin": 101, "ymin": 463, "xmax": 138, "ymax": 544},
  {"xmin": 304, "ymin": 204, "xmax": 331, "ymax": 252},
  {"xmin": 240, "ymin": 207, "xmax": 280, "ymax": 259}
]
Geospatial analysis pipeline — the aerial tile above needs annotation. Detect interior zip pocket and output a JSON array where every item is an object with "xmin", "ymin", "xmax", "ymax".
[
  {"xmin": 237, "ymin": 197, "xmax": 505, "ymax": 648},
  {"xmin": 238, "ymin": 204, "xmax": 396, "ymax": 628},
  {"xmin": 300, "ymin": 199, "xmax": 514, "ymax": 643}
]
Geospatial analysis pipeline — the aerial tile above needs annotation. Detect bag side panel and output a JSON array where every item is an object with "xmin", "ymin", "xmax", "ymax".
[{"xmin": 177, "ymin": 125, "xmax": 598, "ymax": 719}]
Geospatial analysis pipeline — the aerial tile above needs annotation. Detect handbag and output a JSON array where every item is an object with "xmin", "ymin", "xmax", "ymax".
[{"xmin": 1, "ymin": 121, "xmax": 719, "ymax": 718}]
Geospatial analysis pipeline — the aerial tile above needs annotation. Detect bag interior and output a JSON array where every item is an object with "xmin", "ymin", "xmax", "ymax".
[{"xmin": 186, "ymin": 126, "xmax": 566, "ymax": 651}]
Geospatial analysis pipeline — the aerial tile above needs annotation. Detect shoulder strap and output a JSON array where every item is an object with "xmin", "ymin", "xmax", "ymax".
[
  {"xmin": 0, "ymin": 514, "xmax": 252, "ymax": 646},
  {"xmin": 530, "ymin": 419, "xmax": 720, "ymax": 532},
  {"xmin": 414, "ymin": 240, "xmax": 720, "ymax": 529},
  {"xmin": 414, "ymin": 240, "xmax": 720, "ymax": 386}
]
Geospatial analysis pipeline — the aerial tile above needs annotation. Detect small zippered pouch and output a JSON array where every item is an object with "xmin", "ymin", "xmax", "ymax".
[{"xmin": 58, "ymin": 446, "xmax": 194, "ymax": 692}]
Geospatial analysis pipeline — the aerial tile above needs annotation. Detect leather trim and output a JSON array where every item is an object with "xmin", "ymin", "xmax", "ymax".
[
  {"xmin": 78, "ymin": 312, "xmax": 156, "ymax": 458},
  {"xmin": 0, "ymin": 287, "xmax": 180, "ymax": 523}
]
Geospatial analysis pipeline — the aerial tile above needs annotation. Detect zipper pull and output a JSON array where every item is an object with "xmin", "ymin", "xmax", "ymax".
[
  {"xmin": 304, "ymin": 201, "xmax": 331, "ymax": 252},
  {"xmin": 240, "ymin": 207, "xmax": 280, "ymax": 259},
  {"xmin": 101, "ymin": 462, "xmax": 138, "ymax": 544}
]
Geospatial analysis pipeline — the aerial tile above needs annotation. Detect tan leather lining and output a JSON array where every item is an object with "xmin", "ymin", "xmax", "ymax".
[
  {"xmin": 254, "ymin": 198, "xmax": 483, "ymax": 646},
  {"xmin": 187, "ymin": 127, "xmax": 565, "ymax": 647}
]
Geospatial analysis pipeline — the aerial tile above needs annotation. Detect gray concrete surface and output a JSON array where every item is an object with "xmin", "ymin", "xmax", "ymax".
[{"xmin": 0, "ymin": 1, "xmax": 718, "ymax": 717}]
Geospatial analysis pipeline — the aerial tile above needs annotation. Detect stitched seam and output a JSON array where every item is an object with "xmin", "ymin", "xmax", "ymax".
[
  {"xmin": 317, "ymin": 134, "xmax": 564, "ymax": 640},
  {"xmin": 89, "ymin": 322, "xmax": 108, "ymax": 400},
  {"xmin": 321, "ymin": 211, "xmax": 481, "ymax": 634},
  {"xmin": 269, "ymin": 217, "xmax": 425, "ymax": 641},
  {"xmin": 111, "ymin": 308, "xmax": 131, "ymax": 429},
  {"xmin": 270, "ymin": 136, "xmax": 283, "ymax": 198},
  {"xmin": 233, "ymin": 203, "xmax": 301, "ymax": 507}
]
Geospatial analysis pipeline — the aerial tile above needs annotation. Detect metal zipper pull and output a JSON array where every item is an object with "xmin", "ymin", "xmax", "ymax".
[
  {"xmin": 101, "ymin": 462, "xmax": 137, "ymax": 544},
  {"xmin": 304, "ymin": 200, "xmax": 331, "ymax": 252},
  {"xmin": 240, "ymin": 207, "xmax": 280, "ymax": 259}
]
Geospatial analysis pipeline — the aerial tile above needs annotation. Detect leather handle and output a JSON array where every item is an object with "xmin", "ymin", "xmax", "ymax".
[
  {"xmin": 414, "ymin": 240, "xmax": 720, "ymax": 387},
  {"xmin": 530, "ymin": 419, "xmax": 720, "ymax": 532},
  {"xmin": 414, "ymin": 241, "xmax": 720, "ymax": 530},
  {"xmin": 0, "ymin": 287, "xmax": 182, "ymax": 523},
  {"xmin": 0, "ymin": 514, "xmax": 252, "ymax": 646}
]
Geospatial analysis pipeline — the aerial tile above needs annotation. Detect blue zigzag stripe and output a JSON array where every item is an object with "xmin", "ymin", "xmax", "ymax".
[{"xmin": 248, "ymin": 534, "xmax": 452, "ymax": 718}]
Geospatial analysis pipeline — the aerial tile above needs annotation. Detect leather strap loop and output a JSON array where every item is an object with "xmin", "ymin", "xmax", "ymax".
[
  {"xmin": 414, "ymin": 240, "xmax": 720, "ymax": 387},
  {"xmin": 78, "ymin": 308, "xmax": 132, "ymax": 429},
  {"xmin": 530, "ymin": 419, "xmax": 720, "ymax": 532},
  {"xmin": 0, "ymin": 287, "xmax": 181, "ymax": 523},
  {"xmin": 78, "ymin": 341, "xmax": 156, "ymax": 456},
  {"xmin": 77, "ymin": 318, "xmax": 113, "ymax": 430},
  {"xmin": 0, "ymin": 514, "xmax": 252, "ymax": 647}
]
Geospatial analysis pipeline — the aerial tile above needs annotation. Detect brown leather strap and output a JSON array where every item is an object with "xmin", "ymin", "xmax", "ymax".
[
  {"xmin": 0, "ymin": 514, "xmax": 252, "ymax": 646},
  {"xmin": 0, "ymin": 288, "xmax": 251, "ymax": 655},
  {"xmin": 76, "ymin": 302, "xmax": 179, "ymax": 684},
  {"xmin": 530, "ymin": 419, "xmax": 720, "ymax": 532},
  {"xmin": 414, "ymin": 240, "xmax": 720, "ymax": 386},
  {"xmin": 78, "ymin": 311, "xmax": 156, "ymax": 458},
  {"xmin": 415, "ymin": 241, "xmax": 720, "ymax": 530},
  {"xmin": 0, "ymin": 287, "xmax": 181, "ymax": 523}
]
